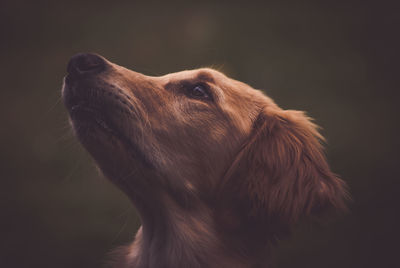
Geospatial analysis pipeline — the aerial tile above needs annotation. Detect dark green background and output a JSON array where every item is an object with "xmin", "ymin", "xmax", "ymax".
[{"xmin": 1, "ymin": 1, "xmax": 399, "ymax": 267}]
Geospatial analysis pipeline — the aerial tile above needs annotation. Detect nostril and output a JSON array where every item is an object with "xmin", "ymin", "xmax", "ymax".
[{"xmin": 67, "ymin": 53, "xmax": 106, "ymax": 76}]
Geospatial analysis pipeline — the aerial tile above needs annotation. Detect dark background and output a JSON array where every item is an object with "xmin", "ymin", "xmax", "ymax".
[{"xmin": 1, "ymin": 1, "xmax": 399, "ymax": 267}]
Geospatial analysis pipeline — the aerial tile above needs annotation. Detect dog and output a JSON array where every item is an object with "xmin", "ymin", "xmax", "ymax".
[{"xmin": 62, "ymin": 53, "xmax": 348, "ymax": 268}]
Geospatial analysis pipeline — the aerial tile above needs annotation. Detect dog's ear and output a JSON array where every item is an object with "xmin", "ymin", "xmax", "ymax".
[{"xmin": 223, "ymin": 107, "xmax": 348, "ymax": 224}]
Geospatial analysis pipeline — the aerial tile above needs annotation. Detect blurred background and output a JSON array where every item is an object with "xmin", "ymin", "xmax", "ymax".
[{"xmin": 1, "ymin": 0, "xmax": 399, "ymax": 267}]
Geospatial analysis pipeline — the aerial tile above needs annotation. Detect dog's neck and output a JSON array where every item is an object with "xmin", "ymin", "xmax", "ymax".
[{"xmin": 120, "ymin": 192, "xmax": 271, "ymax": 268}]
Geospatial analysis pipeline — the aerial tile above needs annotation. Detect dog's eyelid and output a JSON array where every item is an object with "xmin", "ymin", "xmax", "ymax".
[
  {"xmin": 187, "ymin": 83, "xmax": 214, "ymax": 101},
  {"xmin": 171, "ymin": 80, "xmax": 214, "ymax": 101},
  {"xmin": 163, "ymin": 79, "xmax": 221, "ymax": 103}
]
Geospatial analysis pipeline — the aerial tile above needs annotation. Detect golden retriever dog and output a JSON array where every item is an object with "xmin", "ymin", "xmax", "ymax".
[{"xmin": 62, "ymin": 53, "xmax": 348, "ymax": 268}]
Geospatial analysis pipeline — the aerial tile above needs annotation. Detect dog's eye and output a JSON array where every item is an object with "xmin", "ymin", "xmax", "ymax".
[{"xmin": 188, "ymin": 84, "xmax": 210, "ymax": 99}]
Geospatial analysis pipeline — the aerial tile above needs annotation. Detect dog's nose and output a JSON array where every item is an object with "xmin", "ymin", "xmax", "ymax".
[{"xmin": 67, "ymin": 53, "xmax": 106, "ymax": 76}]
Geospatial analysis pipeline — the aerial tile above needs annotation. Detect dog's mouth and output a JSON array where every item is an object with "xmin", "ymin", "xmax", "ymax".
[
  {"xmin": 69, "ymin": 101, "xmax": 118, "ymax": 135},
  {"xmin": 66, "ymin": 95, "xmax": 132, "ymax": 150},
  {"xmin": 66, "ymin": 92, "xmax": 155, "ymax": 170}
]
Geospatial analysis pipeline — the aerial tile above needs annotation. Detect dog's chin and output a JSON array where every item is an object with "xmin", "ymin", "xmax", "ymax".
[
  {"xmin": 68, "ymin": 104, "xmax": 155, "ymax": 186},
  {"xmin": 69, "ymin": 106, "xmax": 129, "ymax": 172}
]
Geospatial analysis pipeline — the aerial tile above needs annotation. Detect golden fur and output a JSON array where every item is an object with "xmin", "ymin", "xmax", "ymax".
[{"xmin": 63, "ymin": 53, "xmax": 348, "ymax": 268}]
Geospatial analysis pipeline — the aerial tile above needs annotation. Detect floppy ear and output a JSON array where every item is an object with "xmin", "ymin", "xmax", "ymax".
[{"xmin": 224, "ymin": 107, "xmax": 348, "ymax": 224}]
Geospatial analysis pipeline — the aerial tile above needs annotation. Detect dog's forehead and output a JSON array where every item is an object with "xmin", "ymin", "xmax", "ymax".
[{"xmin": 159, "ymin": 68, "xmax": 228, "ymax": 84}]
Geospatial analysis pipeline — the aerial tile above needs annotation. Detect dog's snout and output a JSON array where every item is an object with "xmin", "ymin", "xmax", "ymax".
[{"xmin": 67, "ymin": 53, "xmax": 106, "ymax": 76}]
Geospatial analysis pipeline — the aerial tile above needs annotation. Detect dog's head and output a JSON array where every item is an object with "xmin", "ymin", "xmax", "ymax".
[{"xmin": 63, "ymin": 53, "xmax": 347, "ymax": 228}]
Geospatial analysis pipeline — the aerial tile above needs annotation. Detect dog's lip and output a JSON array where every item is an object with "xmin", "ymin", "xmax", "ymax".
[
  {"xmin": 68, "ymin": 101, "xmax": 154, "ymax": 169},
  {"xmin": 69, "ymin": 103, "xmax": 118, "ymax": 134},
  {"xmin": 70, "ymin": 103, "xmax": 96, "ymax": 114},
  {"xmin": 68, "ymin": 102, "xmax": 97, "ymax": 117}
]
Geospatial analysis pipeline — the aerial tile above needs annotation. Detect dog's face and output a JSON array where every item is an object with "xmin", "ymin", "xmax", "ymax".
[
  {"xmin": 63, "ymin": 53, "xmax": 346, "ymax": 225},
  {"xmin": 63, "ymin": 54, "xmax": 265, "ymax": 194}
]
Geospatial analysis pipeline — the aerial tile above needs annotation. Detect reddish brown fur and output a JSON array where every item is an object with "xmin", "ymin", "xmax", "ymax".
[{"xmin": 63, "ymin": 53, "xmax": 348, "ymax": 268}]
